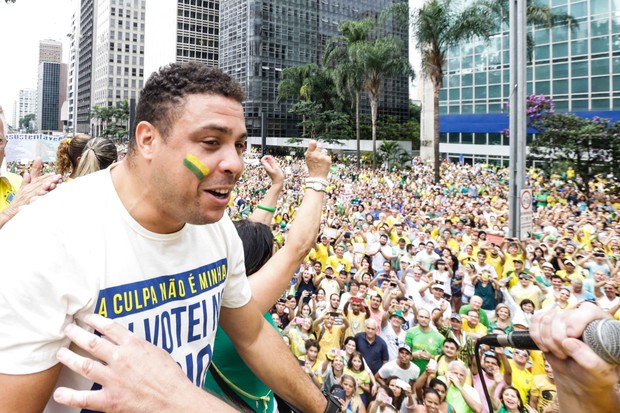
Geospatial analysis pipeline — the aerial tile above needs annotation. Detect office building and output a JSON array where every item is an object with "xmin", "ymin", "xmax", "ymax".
[
  {"xmin": 14, "ymin": 89, "xmax": 37, "ymax": 130},
  {"xmin": 37, "ymin": 62, "xmax": 67, "ymax": 132},
  {"xmin": 68, "ymin": 0, "xmax": 146, "ymax": 135},
  {"xmin": 219, "ymin": 0, "xmax": 410, "ymax": 138},
  {"xmin": 90, "ymin": 0, "xmax": 146, "ymax": 136},
  {"xmin": 39, "ymin": 39, "xmax": 63, "ymax": 64},
  {"xmin": 434, "ymin": 0, "xmax": 620, "ymax": 166},
  {"xmin": 143, "ymin": 0, "xmax": 220, "ymax": 78}
]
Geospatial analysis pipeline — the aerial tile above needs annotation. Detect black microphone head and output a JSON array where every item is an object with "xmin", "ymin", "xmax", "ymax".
[{"xmin": 583, "ymin": 319, "xmax": 620, "ymax": 365}]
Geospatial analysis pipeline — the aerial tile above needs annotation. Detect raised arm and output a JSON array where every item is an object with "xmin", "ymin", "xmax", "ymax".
[
  {"xmin": 248, "ymin": 155, "xmax": 284, "ymax": 225},
  {"xmin": 247, "ymin": 142, "xmax": 331, "ymax": 313}
]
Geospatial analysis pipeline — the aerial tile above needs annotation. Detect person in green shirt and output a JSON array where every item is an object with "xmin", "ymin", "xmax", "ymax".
[{"xmin": 405, "ymin": 309, "xmax": 445, "ymax": 372}]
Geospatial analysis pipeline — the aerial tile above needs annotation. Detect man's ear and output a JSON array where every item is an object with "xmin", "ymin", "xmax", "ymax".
[{"xmin": 134, "ymin": 121, "xmax": 159, "ymax": 160}]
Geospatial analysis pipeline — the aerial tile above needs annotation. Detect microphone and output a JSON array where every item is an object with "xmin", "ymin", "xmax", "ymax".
[{"xmin": 478, "ymin": 318, "xmax": 620, "ymax": 365}]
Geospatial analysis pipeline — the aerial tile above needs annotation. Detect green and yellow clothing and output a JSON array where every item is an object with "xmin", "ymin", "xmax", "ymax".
[
  {"xmin": 405, "ymin": 326, "xmax": 445, "ymax": 372},
  {"xmin": 345, "ymin": 368, "xmax": 372, "ymax": 395},
  {"xmin": 508, "ymin": 359, "xmax": 533, "ymax": 404},
  {"xmin": 0, "ymin": 171, "xmax": 22, "ymax": 212},
  {"xmin": 204, "ymin": 313, "xmax": 278, "ymax": 413},
  {"xmin": 531, "ymin": 374, "xmax": 557, "ymax": 413}
]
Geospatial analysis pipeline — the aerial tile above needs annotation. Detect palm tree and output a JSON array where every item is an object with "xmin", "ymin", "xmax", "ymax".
[
  {"xmin": 412, "ymin": 0, "xmax": 493, "ymax": 182},
  {"xmin": 277, "ymin": 64, "xmax": 318, "ymax": 137},
  {"xmin": 379, "ymin": 140, "xmax": 409, "ymax": 170},
  {"xmin": 323, "ymin": 18, "xmax": 375, "ymax": 168},
  {"xmin": 352, "ymin": 36, "xmax": 413, "ymax": 169}
]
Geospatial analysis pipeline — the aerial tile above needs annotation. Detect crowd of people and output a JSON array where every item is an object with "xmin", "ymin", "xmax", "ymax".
[
  {"xmin": 1, "ymin": 63, "xmax": 619, "ymax": 413},
  {"xmin": 221, "ymin": 148, "xmax": 620, "ymax": 412}
]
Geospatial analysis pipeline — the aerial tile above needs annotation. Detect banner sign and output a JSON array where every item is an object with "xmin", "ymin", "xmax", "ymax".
[{"xmin": 5, "ymin": 134, "xmax": 63, "ymax": 163}]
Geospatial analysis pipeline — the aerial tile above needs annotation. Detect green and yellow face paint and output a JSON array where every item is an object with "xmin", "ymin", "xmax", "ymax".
[{"xmin": 183, "ymin": 153, "xmax": 210, "ymax": 180}]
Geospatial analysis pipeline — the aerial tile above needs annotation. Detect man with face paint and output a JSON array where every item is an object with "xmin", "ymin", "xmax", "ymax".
[{"xmin": 0, "ymin": 64, "xmax": 336, "ymax": 413}]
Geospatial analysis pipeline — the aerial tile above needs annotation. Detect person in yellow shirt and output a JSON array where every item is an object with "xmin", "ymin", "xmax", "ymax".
[
  {"xmin": 325, "ymin": 244, "xmax": 352, "ymax": 274},
  {"xmin": 310, "ymin": 234, "xmax": 334, "ymax": 268},
  {"xmin": 461, "ymin": 310, "xmax": 488, "ymax": 339},
  {"xmin": 508, "ymin": 349, "xmax": 534, "ymax": 404}
]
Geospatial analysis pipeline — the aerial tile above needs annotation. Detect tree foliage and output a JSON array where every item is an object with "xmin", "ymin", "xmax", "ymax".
[
  {"xmin": 411, "ymin": 0, "xmax": 494, "ymax": 182},
  {"xmin": 352, "ymin": 35, "xmax": 413, "ymax": 168},
  {"xmin": 90, "ymin": 100, "xmax": 129, "ymax": 142},
  {"xmin": 323, "ymin": 18, "xmax": 376, "ymax": 167},
  {"xmin": 19, "ymin": 113, "xmax": 36, "ymax": 133},
  {"xmin": 288, "ymin": 101, "xmax": 351, "ymax": 145},
  {"xmin": 529, "ymin": 114, "xmax": 620, "ymax": 195},
  {"xmin": 379, "ymin": 140, "xmax": 410, "ymax": 170}
]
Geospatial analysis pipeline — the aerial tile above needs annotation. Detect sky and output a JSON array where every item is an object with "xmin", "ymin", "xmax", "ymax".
[{"xmin": 0, "ymin": 0, "xmax": 73, "ymax": 126}]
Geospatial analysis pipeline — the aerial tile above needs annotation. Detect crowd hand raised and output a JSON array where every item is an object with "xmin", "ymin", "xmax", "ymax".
[
  {"xmin": 54, "ymin": 314, "xmax": 203, "ymax": 413},
  {"xmin": 529, "ymin": 302, "xmax": 620, "ymax": 399},
  {"xmin": 260, "ymin": 155, "xmax": 284, "ymax": 186},
  {"xmin": 305, "ymin": 140, "xmax": 331, "ymax": 179}
]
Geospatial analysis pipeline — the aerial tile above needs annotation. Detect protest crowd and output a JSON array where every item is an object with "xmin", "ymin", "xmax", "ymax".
[
  {"xmin": 225, "ymin": 148, "xmax": 620, "ymax": 413},
  {"xmin": 2, "ymin": 89, "xmax": 620, "ymax": 413}
]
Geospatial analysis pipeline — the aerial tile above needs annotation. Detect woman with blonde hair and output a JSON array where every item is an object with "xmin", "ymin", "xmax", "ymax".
[
  {"xmin": 74, "ymin": 137, "xmax": 117, "ymax": 178},
  {"xmin": 341, "ymin": 374, "xmax": 367, "ymax": 413}
]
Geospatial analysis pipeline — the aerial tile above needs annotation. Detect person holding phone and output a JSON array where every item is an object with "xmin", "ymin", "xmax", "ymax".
[{"xmin": 341, "ymin": 374, "xmax": 368, "ymax": 413}]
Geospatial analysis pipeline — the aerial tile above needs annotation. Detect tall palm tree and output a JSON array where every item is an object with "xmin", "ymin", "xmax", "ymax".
[
  {"xmin": 412, "ymin": 0, "xmax": 493, "ymax": 182},
  {"xmin": 352, "ymin": 36, "xmax": 413, "ymax": 169},
  {"xmin": 323, "ymin": 18, "xmax": 375, "ymax": 168},
  {"xmin": 277, "ymin": 64, "xmax": 318, "ymax": 137}
]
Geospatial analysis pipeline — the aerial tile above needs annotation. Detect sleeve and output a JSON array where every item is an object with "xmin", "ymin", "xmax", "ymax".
[
  {"xmin": 0, "ymin": 210, "xmax": 79, "ymax": 374},
  {"xmin": 220, "ymin": 218, "xmax": 252, "ymax": 309}
]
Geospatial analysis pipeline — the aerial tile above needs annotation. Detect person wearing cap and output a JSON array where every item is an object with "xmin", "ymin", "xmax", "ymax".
[
  {"xmin": 433, "ymin": 312, "xmax": 477, "ymax": 369},
  {"xmin": 315, "ymin": 265, "xmax": 343, "ymax": 302},
  {"xmin": 375, "ymin": 343, "xmax": 421, "ymax": 387},
  {"xmin": 556, "ymin": 259, "xmax": 585, "ymax": 283},
  {"xmin": 508, "ymin": 348, "xmax": 534, "ymax": 405},
  {"xmin": 419, "ymin": 279, "xmax": 453, "ymax": 321},
  {"xmin": 380, "ymin": 308, "xmax": 408, "ymax": 361},
  {"xmin": 309, "ymin": 233, "xmax": 334, "ymax": 269},
  {"xmin": 536, "ymin": 262, "xmax": 556, "ymax": 287},
  {"xmin": 578, "ymin": 249, "xmax": 613, "ymax": 293}
]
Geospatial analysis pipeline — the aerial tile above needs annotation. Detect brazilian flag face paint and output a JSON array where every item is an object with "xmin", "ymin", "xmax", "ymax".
[{"xmin": 183, "ymin": 153, "xmax": 210, "ymax": 180}]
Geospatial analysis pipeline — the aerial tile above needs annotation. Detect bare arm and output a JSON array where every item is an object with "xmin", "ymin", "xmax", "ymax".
[
  {"xmin": 0, "ymin": 364, "xmax": 62, "ymax": 413},
  {"xmin": 248, "ymin": 155, "xmax": 284, "ymax": 225},
  {"xmin": 220, "ymin": 300, "xmax": 327, "ymax": 412},
  {"xmin": 248, "ymin": 144, "xmax": 330, "ymax": 313}
]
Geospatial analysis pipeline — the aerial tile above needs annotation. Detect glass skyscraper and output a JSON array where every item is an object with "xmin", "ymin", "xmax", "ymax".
[
  {"xmin": 220, "ymin": 0, "xmax": 410, "ymax": 138},
  {"xmin": 437, "ymin": 0, "xmax": 620, "ymax": 166}
]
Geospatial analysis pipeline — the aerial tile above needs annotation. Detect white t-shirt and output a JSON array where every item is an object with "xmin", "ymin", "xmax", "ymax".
[{"xmin": 0, "ymin": 168, "xmax": 252, "ymax": 413}]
